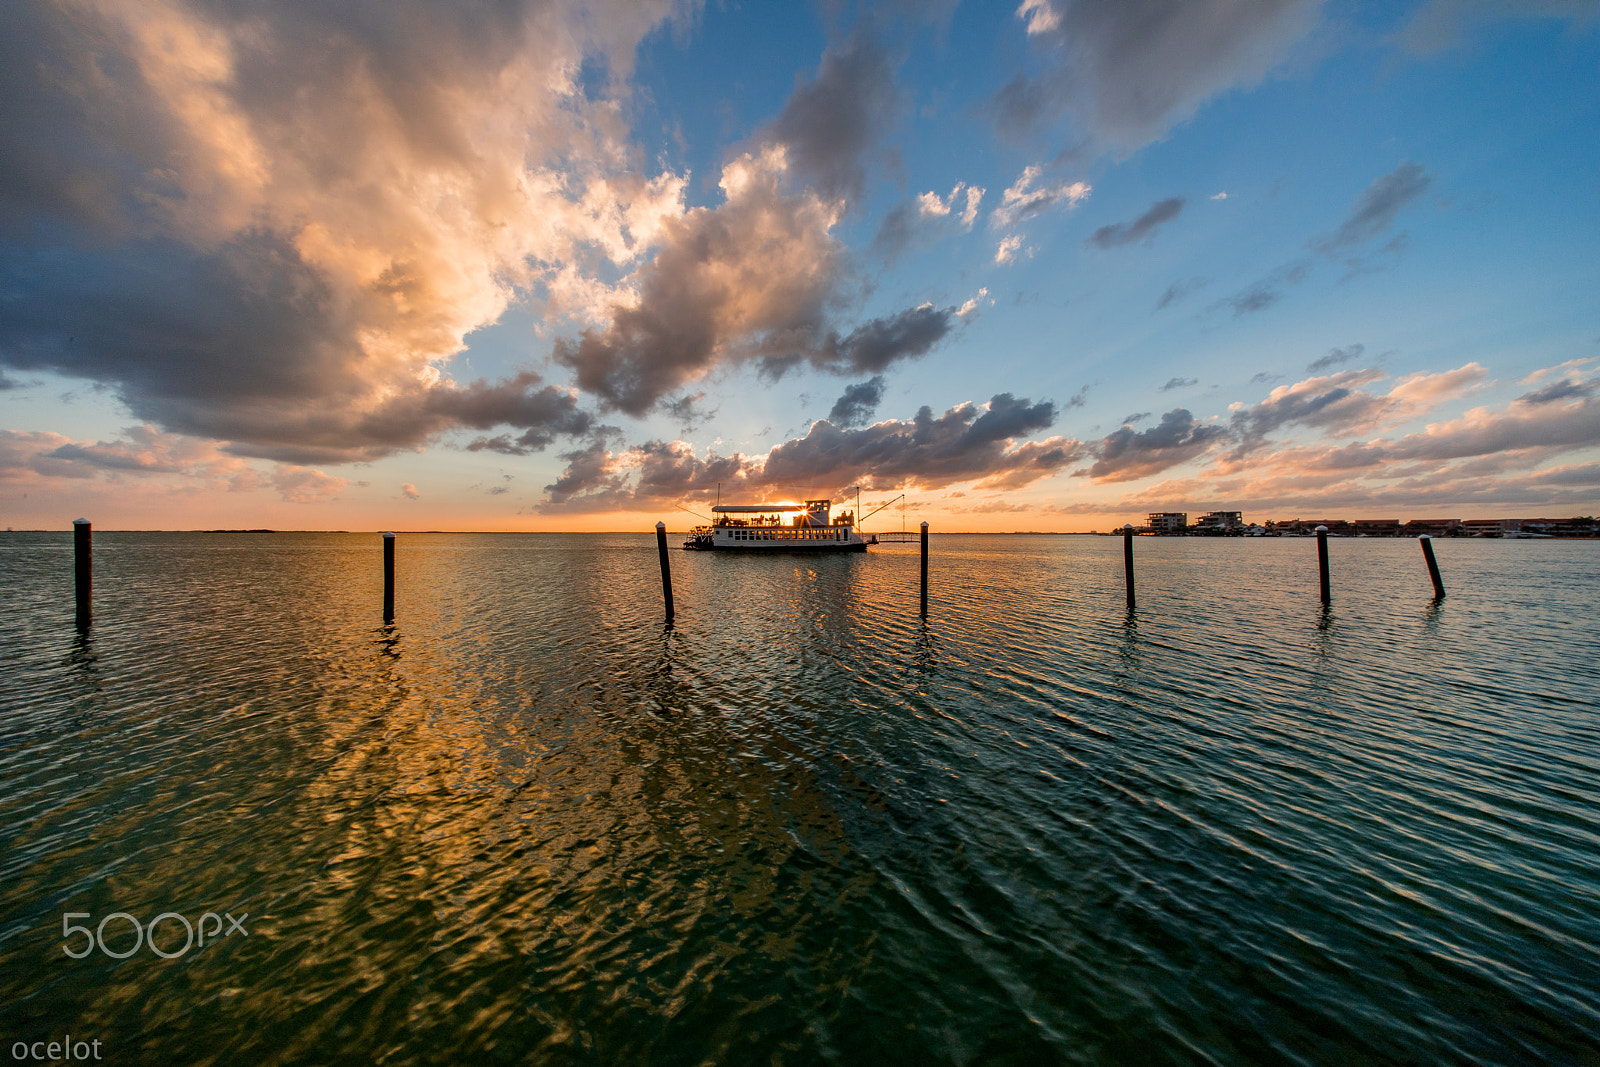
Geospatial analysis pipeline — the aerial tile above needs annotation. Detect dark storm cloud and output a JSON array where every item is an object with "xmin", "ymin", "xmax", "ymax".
[
  {"xmin": 1085, "ymin": 407, "xmax": 1228, "ymax": 482},
  {"xmin": 762, "ymin": 393, "xmax": 1076, "ymax": 492},
  {"xmin": 766, "ymin": 34, "xmax": 903, "ymax": 205},
  {"xmin": 541, "ymin": 438, "xmax": 759, "ymax": 510},
  {"xmin": 1307, "ymin": 343, "xmax": 1365, "ymax": 374},
  {"xmin": 1317, "ymin": 162, "xmax": 1432, "ymax": 253},
  {"xmin": 2, "ymin": 231, "xmax": 593, "ymax": 463},
  {"xmin": 1087, "ymin": 197, "xmax": 1184, "ymax": 249},
  {"xmin": 828, "ymin": 377, "xmax": 887, "ymax": 428},
  {"xmin": 992, "ymin": 0, "xmax": 1321, "ymax": 151},
  {"xmin": 0, "ymin": 0, "xmax": 676, "ymax": 462},
  {"xmin": 815, "ymin": 305, "xmax": 957, "ymax": 375}
]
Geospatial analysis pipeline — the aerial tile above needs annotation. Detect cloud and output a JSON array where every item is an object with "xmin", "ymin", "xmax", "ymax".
[
  {"xmin": 995, "ymin": 234, "xmax": 1027, "ymax": 264},
  {"xmin": 1222, "ymin": 363, "xmax": 1488, "ymax": 465},
  {"xmin": 541, "ymin": 438, "xmax": 759, "ymax": 511},
  {"xmin": 1121, "ymin": 412, "xmax": 1151, "ymax": 425},
  {"xmin": 557, "ymin": 145, "xmax": 958, "ymax": 412},
  {"xmin": 992, "ymin": 0, "xmax": 1323, "ymax": 152},
  {"xmin": 991, "ymin": 164, "xmax": 1091, "ymax": 228},
  {"xmin": 1224, "ymin": 281, "xmax": 1282, "ymax": 316},
  {"xmin": 1387, "ymin": 388, "xmax": 1600, "ymax": 462},
  {"xmin": 764, "ymin": 393, "xmax": 1080, "ymax": 492},
  {"xmin": 873, "ymin": 182, "xmax": 984, "ymax": 262},
  {"xmin": 0, "ymin": 0, "xmax": 680, "ymax": 462},
  {"xmin": 270, "ymin": 466, "xmax": 346, "ymax": 504},
  {"xmin": 1517, "ymin": 378, "xmax": 1597, "ymax": 405},
  {"xmin": 1160, "ymin": 376, "xmax": 1198, "ymax": 392},
  {"xmin": 828, "ymin": 376, "xmax": 887, "ymax": 428},
  {"xmin": 1156, "ymin": 277, "xmax": 1206, "ymax": 310},
  {"xmin": 1386, "ymin": 362, "xmax": 1487, "ymax": 405},
  {"xmin": 1088, "ymin": 197, "xmax": 1185, "ymax": 249},
  {"xmin": 955, "ymin": 288, "xmax": 992, "ymax": 318},
  {"xmin": 1086, "ymin": 408, "xmax": 1228, "ymax": 482},
  {"xmin": 1397, "ymin": 0, "xmax": 1600, "ymax": 54},
  {"xmin": 764, "ymin": 33, "xmax": 903, "ymax": 205},
  {"xmin": 812, "ymin": 304, "xmax": 959, "ymax": 376},
  {"xmin": 1317, "ymin": 161, "xmax": 1432, "ymax": 254},
  {"xmin": 401, "ymin": 482, "xmax": 419, "ymax": 500},
  {"xmin": 1228, "ymin": 367, "xmax": 1393, "ymax": 456},
  {"xmin": 1307, "ymin": 343, "xmax": 1365, "ymax": 374},
  {"xmin": 541, "ymin": 392, "xmax": 1083, "ymax": 510}
]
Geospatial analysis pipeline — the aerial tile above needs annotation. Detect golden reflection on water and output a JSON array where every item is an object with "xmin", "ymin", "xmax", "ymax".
[{"xmin": 0, "ymin": 532, "xmax": 1597, "ymax": 1064}]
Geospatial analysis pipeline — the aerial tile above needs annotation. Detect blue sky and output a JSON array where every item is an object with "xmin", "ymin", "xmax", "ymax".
[{"xmin": 1, "ymin": 0, "xmax": 1596, "ymax": 529}]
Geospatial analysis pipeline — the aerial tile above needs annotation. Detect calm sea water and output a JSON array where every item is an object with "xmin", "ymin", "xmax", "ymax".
[{"xmin": 1, "ymin": 532, "xmax": 1597, "ymax": 1066}]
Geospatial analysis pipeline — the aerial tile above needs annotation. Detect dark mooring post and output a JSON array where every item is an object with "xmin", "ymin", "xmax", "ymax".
[
  {"xmin": 1315, "ymin": 525, "xmax": 1331, "ymax": 605},
  {"xmin": 656, "ymin": 521, "xmax": 675, "ymax": 621},
  {"xmin": 382, "ymin": 531, "xmax": 395, "ymax": 621},
  {"xmin": 1123, "ymin": 524, "xmax": 1136, "ymax": 612},
  {"xmin": 73, "ymin": 518, "xmax": 91, "ymax": 626},
  {"xmin": 1419, "ymin": 534, "xmax": 1446, "ymax": 599},
  {"xmin": 919, "ymin": 521, "xmax": 930, "ymax": 617}
]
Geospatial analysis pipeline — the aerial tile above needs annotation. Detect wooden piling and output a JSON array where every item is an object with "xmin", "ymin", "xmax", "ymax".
[
  {"xmin": 1123, "ymin": 525, "xmax": 1136, "ymax": 612},
  {"xmin": 919, "ymin": 521, "xmax": 929, "ymax": 617},
  {"xmin": 73, "ymin": 518, "xmax": 91, "ymax": 626},
  {"xmin": 1419, "ymin": 534, "xmax": 1445, "ymax": 599},
  {"xmin": 656, "ymin": 521, "xmax": 675, "ymax": 621},
  {"xmin": 382, "ymin": 531, "xmax": 395, "ymax": 621},
  {"xmin": 1315, "ymin": 525, "xmax": 1330, "ymax": 605}
]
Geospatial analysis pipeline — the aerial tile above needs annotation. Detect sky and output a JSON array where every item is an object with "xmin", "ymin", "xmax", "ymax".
[{"xmin": 2, "ymin": 0, "xmax": 1597, "ymax": 532}]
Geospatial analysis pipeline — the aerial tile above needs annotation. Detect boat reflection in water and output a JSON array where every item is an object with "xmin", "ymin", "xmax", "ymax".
[{"xmin": 684, "ymin": 498, "xmax": 874, "ymax": 552}]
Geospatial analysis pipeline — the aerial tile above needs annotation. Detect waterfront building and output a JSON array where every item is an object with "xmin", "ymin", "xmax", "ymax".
[
  {"xmin": 1194, "ymin": 511, "xmax": 1244, "ymax": 534},
  {"xmin": 1147, "ymin": 512, "xmax": 1188, "ymax": 535}
]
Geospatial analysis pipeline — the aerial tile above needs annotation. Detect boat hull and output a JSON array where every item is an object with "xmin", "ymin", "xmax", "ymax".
[{"xmin": 687, "ymin": 540, "xmax": 870, "ymax": 553}]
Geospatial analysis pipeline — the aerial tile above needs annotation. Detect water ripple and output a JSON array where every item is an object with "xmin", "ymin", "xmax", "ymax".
[{"xmin": 1, "ymin": 532, "xmax": 1597, "ymax": 1064}]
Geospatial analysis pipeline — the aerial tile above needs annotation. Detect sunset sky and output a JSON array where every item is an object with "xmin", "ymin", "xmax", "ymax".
[{"xmin": 2, "ymin": 0, "xmax": 1597, "ymax": 531}]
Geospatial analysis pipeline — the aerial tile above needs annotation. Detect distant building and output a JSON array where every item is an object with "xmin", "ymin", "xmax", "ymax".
[
  {"xmin": 1404, "ymin": 518, "xmax": 1463, "ymax": 537},
  {"xmin": 1275, "ymin": 519, "xmax": 1352, "ymax": 536},
  {"xmin": 1351, "ymin": 519, "xmax": 1402, "ymax": 537},
  {"xmin": 1462, "ymin": 518, "xmax": 1521, "ymax": 537},
  {"xmin": 1194, "ymin": 511, "xmax": 1243, "ymax": 534},
  {"xmin": 1147, "ymin": 512, "xmax": 1188, "ymax": 535}
]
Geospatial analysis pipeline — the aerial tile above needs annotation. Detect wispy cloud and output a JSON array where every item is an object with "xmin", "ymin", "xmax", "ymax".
[
  {"xmin": 990, "ymin": 165, "xmax": 1091, "ymax": 228},
  {"xmin": 1316, "ymin": 161, "xmax": 1432, "ymax": 254},
  {"xmin": 991, "ymin": 0, "xmax": 1322, "ymax": 152},
  {"xmin": 1088, "ymin": 197, "xmax": 1185, "ymax": 249}
]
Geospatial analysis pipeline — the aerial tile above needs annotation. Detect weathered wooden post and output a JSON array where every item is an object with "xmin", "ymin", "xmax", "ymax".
[
  {"xmin": 919, "ymin": 521, "xmax": 929, "ymax": 617},
  {"xmin": 1419, "ymin": 534, "xmax": 1445, "ymax": 599},
  {"xmin": 1122, "ymin": 524, "xmax": 1136, "ymax": 612},
  {"xmin": 1315, "ymin": 525, "xmax": 1331, "ymax": 605},
  {"xmin": 382, "ymin": 531, "xmax": 395, "ymax": 621},
  {"xmin": 73, "ymin": 518, "xmax": 91, "ymax": 626},
  {"xmin": 656, "ymin": 521, "xmax": 675, "ymax": 621}
]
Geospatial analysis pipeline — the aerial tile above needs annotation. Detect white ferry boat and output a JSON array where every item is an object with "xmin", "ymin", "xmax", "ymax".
[{"xmin": 683, "ymin": 499, "xmax": 874, "ymax": 552}]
